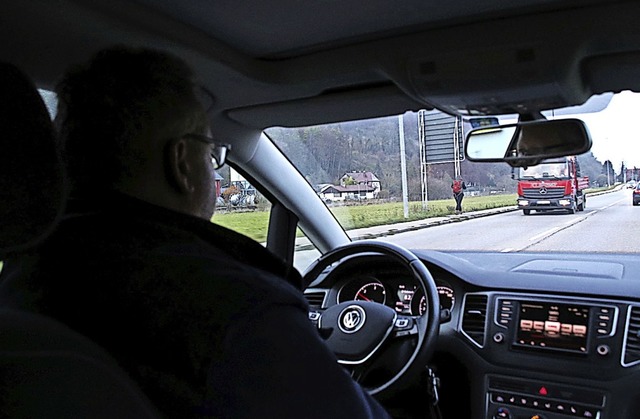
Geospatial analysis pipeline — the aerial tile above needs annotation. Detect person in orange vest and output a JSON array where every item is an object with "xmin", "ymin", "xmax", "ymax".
[{"xmin": 451, "ymin": 177, "xmax": 467, "ymax": 214}]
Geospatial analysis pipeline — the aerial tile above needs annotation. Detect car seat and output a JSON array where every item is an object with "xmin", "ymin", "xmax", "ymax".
[{"xmin": 0, "ymin": 61, "xmax": 160, "ymax": 418}]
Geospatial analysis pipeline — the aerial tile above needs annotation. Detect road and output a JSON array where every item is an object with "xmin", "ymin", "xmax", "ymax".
[
  {"xmin": 295, "ymin": 189, "xmax": 637, "ymax": 272},
  {"xmin": 382, "ymin": 189, "xmax": 636, "ymax": 253}
]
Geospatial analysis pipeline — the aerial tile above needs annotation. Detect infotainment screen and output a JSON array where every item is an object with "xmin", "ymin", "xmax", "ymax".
[{"xmin": 514, "ymin": 301, "xmax": 590, "ymax": 353}]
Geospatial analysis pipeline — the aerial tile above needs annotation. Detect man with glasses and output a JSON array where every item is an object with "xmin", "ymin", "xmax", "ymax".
[{"xmin": 1, "ymin": 47, "xmax": 389, "ymax": 418}]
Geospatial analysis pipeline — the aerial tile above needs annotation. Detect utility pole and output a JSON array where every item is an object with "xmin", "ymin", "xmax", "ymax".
[
  {"xmin": 418, "ymin": 110, "xmax": 429, "ymax": 210},
  {"xmin": 399, "ymin": 114, "xmax": 409, "ymax": 218},
  {"xmin": 453, "ymin": 115, "xmax": 462, "ymax": 179}
]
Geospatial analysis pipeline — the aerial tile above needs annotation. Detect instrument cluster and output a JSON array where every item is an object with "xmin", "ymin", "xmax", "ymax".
[{"xmin": 337, "ymin": 275, "xmax": 455, "ymax": 316}]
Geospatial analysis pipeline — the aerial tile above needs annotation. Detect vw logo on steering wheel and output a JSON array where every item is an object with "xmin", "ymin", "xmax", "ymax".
[{"xmin": 338, "ymin": 305, "xmax": 366, "ymax": 333}]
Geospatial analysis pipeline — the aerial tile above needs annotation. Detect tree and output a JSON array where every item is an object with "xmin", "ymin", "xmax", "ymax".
[
  {"xmin": 343, "ymin": 176, "xmax": 357, "ymax": 186},
  {"xmin": 267, "ymin": 113, "xmax": 605, "ymax": 200},
  {"xmin": 619, "ymin": 161, "xmax": 627, "ymax": 183},
  {"xmin": 577, "ymin": 152, "xmax": 604, "ymax": 185},
  {"xmin": 603, "ymin": 160, "xmax": 615, "ymax": 186}
]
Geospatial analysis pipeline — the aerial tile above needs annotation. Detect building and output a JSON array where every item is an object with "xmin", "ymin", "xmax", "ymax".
[
  {"xmin": 318, "ymin": 171, "xmax": 381, "ymax": 202},
  {"xmin": 339, "ymin": 171, "xmax": 381, "ymax": 195}
]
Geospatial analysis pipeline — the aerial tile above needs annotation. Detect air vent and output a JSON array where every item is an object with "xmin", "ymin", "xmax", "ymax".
[
  {"xmin": 304, "ymin": 290, "xmax": 327, "ymax": 308},
  {"xmin": 623, "ymin": 306, "xmax": 640, "ymax": 366},
  {"xmin": 461, "ymin": 294, "xmax": 488, "ymax": 347}
]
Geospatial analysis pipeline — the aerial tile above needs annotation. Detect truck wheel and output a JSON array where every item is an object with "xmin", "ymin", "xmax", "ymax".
[
  {"xmin": 523, "ymin": 209, "xmax": 531, "ymax": 215},
  {"xmin": 578, "ymin": 196, "xmax": 585, "ymax": 211}
]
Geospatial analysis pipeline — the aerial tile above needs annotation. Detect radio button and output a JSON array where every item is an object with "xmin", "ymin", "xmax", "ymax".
[
  {"xmin": 491, "ymin": 392, "xmax": 507, "ymax": 403},
  {"xmin": 573, "ymin": 325, "xmax": 587, "ymax": 335},
  {"xmin": 497, "ymin": 300, "xmax": 514, "ymax": 326}
]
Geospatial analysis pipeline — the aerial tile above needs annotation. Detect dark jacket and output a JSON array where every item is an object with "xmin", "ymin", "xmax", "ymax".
[{"xmin": 0, "ymin": 192, "xmax": 389, "ymax": 418}]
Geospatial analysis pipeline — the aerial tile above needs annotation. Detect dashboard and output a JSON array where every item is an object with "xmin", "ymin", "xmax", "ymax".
[{"xmin": 304, "ymin": 250, "xmax": 640, "ymax": 419}]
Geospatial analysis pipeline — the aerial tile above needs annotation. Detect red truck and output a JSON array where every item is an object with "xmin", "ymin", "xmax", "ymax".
[{"xmin": 517, "ymin": 156, "xmax": 589, "ymax": 215}]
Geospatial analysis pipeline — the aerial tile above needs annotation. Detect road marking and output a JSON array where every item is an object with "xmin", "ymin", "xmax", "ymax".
[
  {"xmin": 529, "ymin": 226, "xmax": 562, "ymax": 242},
  {"xmin": 509, "ymin": 190, "xmax": 625, "ymax": 252},
  {"xmin": 500, "ymin": 248, "xmax": 514, "ymax": 253}
]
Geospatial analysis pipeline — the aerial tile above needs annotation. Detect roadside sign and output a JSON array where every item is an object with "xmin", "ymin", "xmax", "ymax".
[{"xmin": 420, "ymin": 110, "xmax": 464, "ymax": 164}]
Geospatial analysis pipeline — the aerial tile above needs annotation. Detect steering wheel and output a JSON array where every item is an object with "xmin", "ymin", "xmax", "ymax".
[{"xmin": 303, "ymin": 240, "xmax": 439, "ymax": 397}]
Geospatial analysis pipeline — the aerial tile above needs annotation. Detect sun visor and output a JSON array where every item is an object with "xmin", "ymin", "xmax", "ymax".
[{"xmin": 584, "ymin": 52, "xmax": 640, "ymax": 94}]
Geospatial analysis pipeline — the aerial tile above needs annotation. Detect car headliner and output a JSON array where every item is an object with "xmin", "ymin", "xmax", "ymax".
[{"xmin": 3, "ymin": 0, "xmax": 640, "ymax": 131}]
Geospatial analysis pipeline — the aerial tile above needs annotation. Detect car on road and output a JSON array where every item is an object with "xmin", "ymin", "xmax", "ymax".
[
  {"xmin": 4, "ymin": 1, "xmax": 640, "ymax": 419},
  {"xmin": 633, "ymin": 184, "xmax": 640, "ymax": 206}
]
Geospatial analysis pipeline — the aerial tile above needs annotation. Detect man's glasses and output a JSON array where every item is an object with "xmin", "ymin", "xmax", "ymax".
[{"xmin": 182, "ymin": 133, "xmax": 230, "ymax": 170}]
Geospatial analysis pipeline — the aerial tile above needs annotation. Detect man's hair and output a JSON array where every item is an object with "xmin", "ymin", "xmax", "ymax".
[{"xmin": 55, "ymin": 46, "xmax": 209, "ymax": 193}]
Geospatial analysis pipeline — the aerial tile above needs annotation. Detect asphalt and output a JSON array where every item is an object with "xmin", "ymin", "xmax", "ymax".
[
  {"xmin": 344, "ymin": 206, "xmax": 518, "ymax": 241},
  {"xmin": 294, "ymin": 205, "xmax": 518, "ymax": 251},
  {"xmin": 294, "ymin": 186, "xmax": 622, "ymax": 251}
]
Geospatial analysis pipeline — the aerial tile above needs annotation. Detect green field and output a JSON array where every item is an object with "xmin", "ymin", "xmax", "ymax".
[{"xmin": 213, "ymin": 194, "xmax": 517, "ymax": 242}]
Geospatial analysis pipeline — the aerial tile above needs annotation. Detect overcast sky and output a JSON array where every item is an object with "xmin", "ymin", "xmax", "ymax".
[{"xmin": 566, "ymin": 91, "xmax": 640, "ymax": 170}]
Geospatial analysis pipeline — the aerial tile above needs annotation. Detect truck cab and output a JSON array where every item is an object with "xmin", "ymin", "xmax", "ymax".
[{"xmin": 516, "ymin": 157, "xmax": 588, "ymax": 215}]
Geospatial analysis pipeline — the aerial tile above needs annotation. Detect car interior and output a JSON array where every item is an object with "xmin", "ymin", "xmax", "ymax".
[{"xmin": 3, "ymin": 0, "xmax": 640, "ymax": 418}]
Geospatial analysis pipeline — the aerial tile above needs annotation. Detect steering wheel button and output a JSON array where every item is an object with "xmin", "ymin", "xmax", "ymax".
[{"xmin": 395, "ymin": 318, "xmax": 410, "ymax": 328}]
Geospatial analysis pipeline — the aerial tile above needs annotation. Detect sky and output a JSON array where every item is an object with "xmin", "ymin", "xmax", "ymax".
[{"xmin": 564, "ymin": 91, "xmax": 640, "ymax": 170}]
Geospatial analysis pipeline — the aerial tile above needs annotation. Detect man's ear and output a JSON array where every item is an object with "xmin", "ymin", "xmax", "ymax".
[{"xmin": 165, "ymin": 138, "xmax": 194, "ymax": 193}]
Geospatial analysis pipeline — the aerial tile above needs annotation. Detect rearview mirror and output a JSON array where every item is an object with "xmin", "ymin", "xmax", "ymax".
[{"xmin": 464, "ymin": 119, "xmax": 592, "ymax": 167}]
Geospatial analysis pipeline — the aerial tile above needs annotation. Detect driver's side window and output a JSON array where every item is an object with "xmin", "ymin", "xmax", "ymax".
[{"xmin": 211, "ymin": 166, "xmax": 271, "ymax": 244}]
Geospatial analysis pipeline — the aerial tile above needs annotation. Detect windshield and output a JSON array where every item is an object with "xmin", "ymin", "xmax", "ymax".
[
  {"xmin": 266, "ymin": 91, "xmax": 638, "ymax": 268},
  {"xmin": 519, "ymin": 161, "xmax": 570, "ymax": 180}
]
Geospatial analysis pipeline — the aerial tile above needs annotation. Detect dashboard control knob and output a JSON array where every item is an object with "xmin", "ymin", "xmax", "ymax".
[
  {"xmin": 493, "ymin": 332, "xmax": 505, "ymax": 344},
  {"xmin": 596, "ymin": 344, "xmax": 610, "ymax": 356}
]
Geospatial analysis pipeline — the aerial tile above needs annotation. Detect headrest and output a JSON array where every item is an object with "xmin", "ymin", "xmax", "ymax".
[{"xmin": 0, "ymin": 62, "xmax": 66, "ymax": 254}]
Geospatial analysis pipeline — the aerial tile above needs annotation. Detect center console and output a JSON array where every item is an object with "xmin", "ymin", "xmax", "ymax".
[
  {"xmin": 496, "ymin": 298, "xmax": 616, "ymax": 357},
  {"xmin": 487, "ymin": 375, "xmax": 604, "ymax": 419},
  {"xmin": 462, "ymin": 293, "xmax": 623, "ymax": 419}
]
